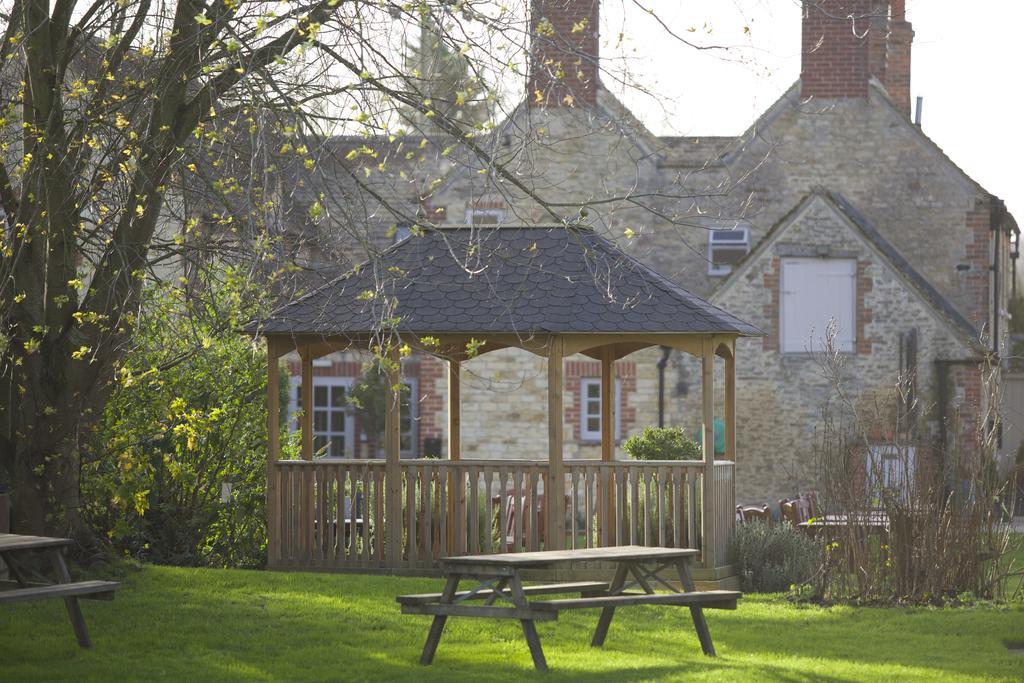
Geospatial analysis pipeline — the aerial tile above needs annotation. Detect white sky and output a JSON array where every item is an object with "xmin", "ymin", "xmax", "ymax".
[{"xmin": 602, "ymin": 0, "xmax": 1023, "ymax": 220}]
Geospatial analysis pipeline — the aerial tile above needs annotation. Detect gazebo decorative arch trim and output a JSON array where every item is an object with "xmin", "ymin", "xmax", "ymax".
[{"xmin": 250, "ymin": 225, "xmax": 762, "ymax": 577}]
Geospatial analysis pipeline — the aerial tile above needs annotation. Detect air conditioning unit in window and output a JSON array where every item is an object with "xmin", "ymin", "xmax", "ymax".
[{"xmin": 707, "ymin": 227, "xmax": 751, "ymax": 276}]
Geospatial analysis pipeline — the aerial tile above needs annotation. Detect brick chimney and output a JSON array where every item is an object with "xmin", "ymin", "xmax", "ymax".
[
  {"xmin": 883, "ymin": 0, "xmax": 914, "ymax": 116},
  {"xmin": 801, "ymin": 0, "xmax": 914, "ymax": 116},
  {"xmin": 528, "ymin": 0, "xmax": 600, "ymax": 108}
]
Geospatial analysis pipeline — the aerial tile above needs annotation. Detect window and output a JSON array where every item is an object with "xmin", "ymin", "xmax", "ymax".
[
  {"xmin": 289, "ymin": 377, "xmax": 354, "ymax": 458},
  {"xmin": 780, "ymin": 258, "xmax": 856, "ymax": 353},
  {"xmin": 867, "ymin": 444, "xmax": 916, "ymax": 504},
  {"xmin": 707, "ymin": 227, "xmax": 751, "ymax": 276},
  {"xmin": 579, "ymin": 378, "xmax": 621, "ymax": 442},
  {"xmin": 290, "ymin": 376, "xmax": 419, "ymax": 458},
  {"xmin": 465, "ymin": 208, "xmax": 505, "ymax": 226}
]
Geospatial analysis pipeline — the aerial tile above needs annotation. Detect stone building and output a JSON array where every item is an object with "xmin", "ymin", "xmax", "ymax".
[{"xmin": 280, "ymin": 1, "xmax": 1019, "ymax": 504}]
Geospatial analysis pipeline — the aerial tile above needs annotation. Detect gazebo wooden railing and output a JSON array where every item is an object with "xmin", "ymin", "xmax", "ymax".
[
  {"xmin": 268, "ymin": 458, "xmax": 735, "ymax": 572},
  {"xmin": 249, "ymin": 225, "xmax": 761, "ymax": 583}
]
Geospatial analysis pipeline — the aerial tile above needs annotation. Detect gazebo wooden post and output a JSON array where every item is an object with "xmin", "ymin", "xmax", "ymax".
[
  {"xmin": 547, "ymin": 336, "xmax": 566, "ymax": 550},
  {"xmin": 724, "ymin": 343, "xmax": 737, "ymax": 541},
  {"xmin": 299, "ymin": 345, "xmax": 314, "ymax": 558},
  {"xmin": 448, "ymin": 358, "xmax": 461, "ymax": 460},
  {"xmin": 266, "ymin": 336, "xmax": 280, "ymax": 564},
  {"xmin": 724, "ymin": 349, "xmax": 736, "ymax": 462},
  {"xmin": 700, "ymin": 336, "xmax": 717, "ymax": 569},
  {"xmin": 600, "ymin": 344, "xmax": 615, "ymax": 543},
  {"xmin": 446, "ymin": 355, "xmax": 461, "ymax": 551},
  {"xmin": 384, "ymin": 343, "xmax": 403, "ymax": 565}
]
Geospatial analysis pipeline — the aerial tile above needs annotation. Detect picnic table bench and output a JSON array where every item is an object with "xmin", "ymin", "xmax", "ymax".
[
  {"xmin": 0, "ymin": 533, "xmax": 120, "ymax": 648},
  {"xmin": 397, "ymin": 545, "xmax": 741, "ymax": 671}
]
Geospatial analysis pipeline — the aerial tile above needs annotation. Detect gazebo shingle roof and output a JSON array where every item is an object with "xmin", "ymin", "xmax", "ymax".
[{"xmin": 252, "ymin": 226, "xmax": 763, "ymax": 337}]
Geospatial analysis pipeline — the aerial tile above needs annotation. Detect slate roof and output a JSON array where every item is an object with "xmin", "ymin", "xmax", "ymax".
[{"xmin": 251, "ymin": 225, "xmax": 763, "ymax": 337}]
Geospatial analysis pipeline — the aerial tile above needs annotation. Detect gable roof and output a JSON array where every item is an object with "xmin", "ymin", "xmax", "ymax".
[
  {"xmin": 250, "ymin": 225, "xmax": 763, "ymax": 337},
  {"xmin": 712, "ymin": 189, "xmax": 980, "ymax": 347},
  {"xmin": 721, "ymin": 78, "xmax": 1017, "ymax": 233}
]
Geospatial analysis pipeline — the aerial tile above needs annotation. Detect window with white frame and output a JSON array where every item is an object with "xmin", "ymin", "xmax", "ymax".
[
  {"xmin": 780, "ymin": 258, "xmax": 856, "ymax": 353},
  {"xmin": 465, "ymin": 208, "xmax": 506, "ymax": 226},
  {"xmin": 707, "ymin": 227, "xmax": 751, "ymax": 276},
  {"xmin": 867, "ymin": 444, "xmax": 916, "ymax": 504},
  {"xmin": 289, "ymin": 377, "xmax": 355, "ymax": 457},
  {"xmin": 579, "ymin": 378, "xmax": 621, "ymax": 442},
  {"xmin": 290, "ymin": 377, "xmax": 420, "ymax": 458}
]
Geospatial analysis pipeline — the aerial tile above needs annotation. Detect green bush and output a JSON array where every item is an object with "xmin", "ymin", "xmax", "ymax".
[
  {"xmin": 84, "ymin": 267, "xmax": 274, "ymax": 568},
  {"xmin": 731, "ymin": 521, "xmax": 820, "ymax": 593},
  {"xmin": 624, "ymin": 426, "xmax": 701, "ymax": 460}
]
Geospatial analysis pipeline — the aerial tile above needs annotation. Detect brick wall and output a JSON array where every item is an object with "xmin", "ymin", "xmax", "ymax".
[
  {"xmin": 416, "ymin": 354, "xmax": 446, "ymax": 454},
  {"xmin": 528, "ymin": 0, "xmax": 600, "ymax": 108},
  {"xmin": 962, "ymin": 198, "xmax": 992, "ymax": 332},
  {"xmin": 762, "ymin": 257, "xmax": 780, "ymax": 352}
]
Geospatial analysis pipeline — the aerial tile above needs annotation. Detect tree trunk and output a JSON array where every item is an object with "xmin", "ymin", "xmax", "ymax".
[{"xmin": 5, "ymin": 345, "xmax": 111, "ymax": 560}]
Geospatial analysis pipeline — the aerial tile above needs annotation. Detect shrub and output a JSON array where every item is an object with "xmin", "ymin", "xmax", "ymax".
[
  {"xmin": 624, "ymin": 426, "xmax": 701, "ymax": 460},
  {"xmin": 84, "ymin": 267, "xmax": 273, "ymax": 568},
  {"xmin": 731, "ymin": 521, "xmax": 820, "ymax": 593},
  {"xmin": 809, "ymin": 323, "xmax": 1021, "ymax": 603}
]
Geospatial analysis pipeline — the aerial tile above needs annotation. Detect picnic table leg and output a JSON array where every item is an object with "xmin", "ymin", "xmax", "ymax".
[
  {"xmin": 48, "ymin": 548, "xmax": 92, "ymax": 649},
  {"xmin": 507, "ymin": 574, "xmax": 547, "ymax": 671},
  {"xmin": 675, "ymin": 558, "xmax": 715, "ymax": 656},
  {"xmin": 591, "ymin": 561, "xmax": 629, "ymax": 647},
  {"xmin": 419, "ymin": 574, "xmax": 460, "ymax": 665},
  {"xmin": 0, "ymin": 551, "xmax": 29, "ymax": 587}
]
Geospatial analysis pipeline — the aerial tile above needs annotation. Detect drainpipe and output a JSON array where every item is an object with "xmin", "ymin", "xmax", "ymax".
[
  {"xmin": 656, "ymin": 346, "xmax": 671, "ymax": 427},
  {"xmin": 992, "ymin": 199, "xmax": 1003, "ymax": 357},
  {"xmin": 1012, "ymin": 232, "xmax": 1019, "ymax": 299}
]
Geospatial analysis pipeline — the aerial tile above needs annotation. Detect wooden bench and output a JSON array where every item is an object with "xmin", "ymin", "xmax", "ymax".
[
  {"xmin": 533, "ymin": 589, "xmax": 740, "ymax": 611},
  {"xmin": 397, "ymin": 580, "xmax": 609, "ymax": 607},
  {"xmin": 0, "ymin": 580, "xmax": 120, "ymax": 604},
  {"xmin": 0, "ymin": 533, "xmax": 121, "ymax": 648}
]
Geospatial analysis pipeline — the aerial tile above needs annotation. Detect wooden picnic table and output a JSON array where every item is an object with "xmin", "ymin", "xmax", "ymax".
[
  {"xmin": 396, "ymin": 545, "xmax": 741, "ymax": 671},
  {"xmin": 0, "ymin": 533, "xmax": 120, "ymax": 648}
]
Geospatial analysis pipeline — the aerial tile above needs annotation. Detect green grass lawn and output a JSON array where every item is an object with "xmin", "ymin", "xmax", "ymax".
[{"xmin": 0, "ymin": 565, "xmax": 1022, "ymax": 682}]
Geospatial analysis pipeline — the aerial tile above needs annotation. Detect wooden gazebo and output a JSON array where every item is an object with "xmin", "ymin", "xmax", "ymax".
[{"xmin": 250, "ymin": 225, "xmax": 762, "ymax": 581}]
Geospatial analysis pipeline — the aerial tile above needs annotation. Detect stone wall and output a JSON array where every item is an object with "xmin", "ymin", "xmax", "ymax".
[{"xmin": 709, "ymin": 193, "xmax": 972, "ymax": 503}]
